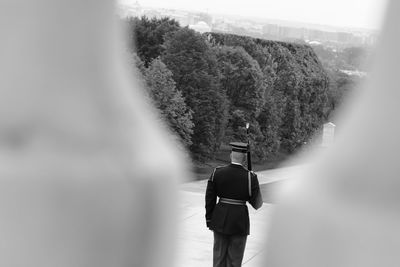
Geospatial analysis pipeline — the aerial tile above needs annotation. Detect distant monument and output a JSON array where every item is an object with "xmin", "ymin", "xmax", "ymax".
[
  {"xmin": 189, "ymin": 21, "xmax": 212, "ymax": 33},
  {"xmin": 321, "ymin": 122, "xmax": 336, "ymax": 147}
]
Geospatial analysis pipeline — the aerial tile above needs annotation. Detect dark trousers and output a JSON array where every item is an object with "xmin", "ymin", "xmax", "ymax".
[{"xmin": 213, "ymin": 231, "xmax": 247, "ymax": 267}]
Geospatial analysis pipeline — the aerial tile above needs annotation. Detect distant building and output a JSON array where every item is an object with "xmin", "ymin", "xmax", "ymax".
[
  {"xmin": 337, "ymin": 32, "xmax": 353, "ymax": 43},
  {"xmin": 189, "ymin": 21, "xmax": 211, "ymax": 33},
  {"xmin": 263, "ymin": 24, "xmax": 280, "ymax": 36},
  {"xmin": 117, "ymin": 3, "xmax": 377, "ymax": 47}
]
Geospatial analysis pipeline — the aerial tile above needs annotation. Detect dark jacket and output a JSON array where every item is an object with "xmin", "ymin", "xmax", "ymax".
[{"xmin": 205, "ymin": 163, "xmax": 263, "ymax": 236}]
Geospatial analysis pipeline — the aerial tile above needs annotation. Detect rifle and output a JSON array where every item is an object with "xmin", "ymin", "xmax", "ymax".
[{"xmin": 246, "ymin": 123, "xmax": 252, "ymax": 171}]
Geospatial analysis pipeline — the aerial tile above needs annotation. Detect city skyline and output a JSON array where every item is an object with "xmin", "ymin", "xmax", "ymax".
[{"xmin": 119, "ymin": 0, "xmax": 388, "ymax": 30}]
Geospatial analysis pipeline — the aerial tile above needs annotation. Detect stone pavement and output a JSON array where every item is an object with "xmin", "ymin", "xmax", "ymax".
[{"xmin": 175, "ymin": 165, "xmax": 303, "ymax": 267}]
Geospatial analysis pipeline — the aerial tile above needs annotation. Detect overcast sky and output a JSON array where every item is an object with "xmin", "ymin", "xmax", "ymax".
[{"xmin": 121, "ymin": 0, "xmax": 388, "ymax": 30}]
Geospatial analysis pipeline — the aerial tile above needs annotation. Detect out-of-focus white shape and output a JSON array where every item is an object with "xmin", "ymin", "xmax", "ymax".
[
  {"xmin": 340, "ymin": 69, "xmax": 368, "ymax": 78},
  {"xmin": 264, "ymin": 1, "xmax": 400, "ymax": 266},
  {"xmin": 321, "ymin": 122, "xmax": 336, "ymax": 147},
  {"xmin": 0, "ymin": 0, "xmax": 188, "ymax": 266},
  {"xmin": 189, "ymin": 21, "xmax": 212, "ymax": 33}
]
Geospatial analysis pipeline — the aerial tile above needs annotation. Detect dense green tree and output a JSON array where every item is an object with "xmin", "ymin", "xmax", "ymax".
[
  {"xmin": 254, "ymin": 49, "xmax": 281, "ymax": 158},
  {"xmin": 227, "ymin": 110, "xmax": 267, "ymax": 160},
  {"xmin": 162, "ymin": 28, "xmax": 229, "ymax": 158},
  {"xmin": 131, "ymin": 54, "xmax": 194, "ymax": 147},
  {"xmin": 128, "ymin": 25, "xmax": 331, "ymax": 161},
  {"xmin": 272, "ymin": 44, "xmax": 328, "ymax": 152},
  {"xmin": 215, "ymin": 46, "xmax": 266, "ymax": 117},
  {"xmin": 208, "ymin": 32, "xmax": 329, "ymax": 154},
  {"xmin": 257, "ymin": 90, "xmax": 284, "ymax": 158},
  {"xmin": 143, "ymin": 58, "xmax": 194, "ymax": 146},
  {"xmin": 215, "ymin": 45, "xmax": 280, "ymax": 159},
  {"xmin": 127, "ymin": 16, "xmax": 180, "ymax": 66}
]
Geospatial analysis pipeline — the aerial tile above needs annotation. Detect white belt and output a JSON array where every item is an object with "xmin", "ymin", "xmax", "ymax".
[{"xmin": 219, "ymin": 197, "xmax": 246, "ymax": 205}]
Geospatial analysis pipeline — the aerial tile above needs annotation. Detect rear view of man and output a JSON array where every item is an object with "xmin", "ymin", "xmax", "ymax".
[{"xmin": 205, "ymin": 142, "xmax": 263, "ymax": 267}]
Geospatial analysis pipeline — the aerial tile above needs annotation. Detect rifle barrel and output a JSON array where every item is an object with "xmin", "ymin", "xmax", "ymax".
[
  {"xmin": 247, "ymin": 140, "xmax": 252, "ymax": 171},
  {"xmin": 246, "ymin": 124, "xmax": 252, "ymax": 171}
]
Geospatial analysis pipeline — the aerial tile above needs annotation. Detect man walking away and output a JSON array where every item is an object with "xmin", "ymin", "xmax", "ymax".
[{"xmin": 205, "ymin": 142, "xmax": 263, "ymax": 267}]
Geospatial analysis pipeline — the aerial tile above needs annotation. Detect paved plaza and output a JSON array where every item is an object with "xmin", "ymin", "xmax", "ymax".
[{"xmin": 175, "ymin": 165, "xmax": 303, "ymax": 266}]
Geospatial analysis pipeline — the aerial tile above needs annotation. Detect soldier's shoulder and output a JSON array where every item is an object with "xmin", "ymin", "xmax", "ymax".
[
  {"xmin": 213, "ymin": 165, "xmax": 229, "ymax": 172},
  {"xmin": 215, "ymin": 165, "xmax": 227, "ymax": 169},
  {"xmin": 210, "ymin": 165, "xmax": 228, "ymax": 181}
]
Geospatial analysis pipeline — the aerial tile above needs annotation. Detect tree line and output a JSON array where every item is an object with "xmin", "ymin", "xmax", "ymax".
[{"xmin": 126, "ymin": 16, "xmax": 331, "ymax": 161}]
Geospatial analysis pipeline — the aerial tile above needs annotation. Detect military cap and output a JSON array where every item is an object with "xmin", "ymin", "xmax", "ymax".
[{"xmin": 230, "ymin": 142, "xmax": 248, "ymax": 153}]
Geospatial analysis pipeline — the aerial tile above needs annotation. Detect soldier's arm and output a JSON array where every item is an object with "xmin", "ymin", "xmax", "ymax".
[
  {"xmin": 249, "ymin": 172, "xmax": 263, "ymax": 210},
  {"xmin": 205, "ymin": 169, "xmax": 217, "ymax": 228}
]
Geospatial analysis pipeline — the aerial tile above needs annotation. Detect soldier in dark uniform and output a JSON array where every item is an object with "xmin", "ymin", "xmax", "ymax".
[{"xmin": 205, "ymin": 142, "xmax": 263, "ymax": 267}]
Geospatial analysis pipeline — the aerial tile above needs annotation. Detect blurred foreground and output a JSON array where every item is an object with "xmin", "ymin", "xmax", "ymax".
[
  {"xmin": 0, "ymin": 0, "xmax": 187, "ymax": 266},
  {"xmin": 264, "ymin": 1, "xmax": 400, "ymax": 266},
  {"xmin": 0, "ymin": 0, "xmax": 399, "ymax": 266}
]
